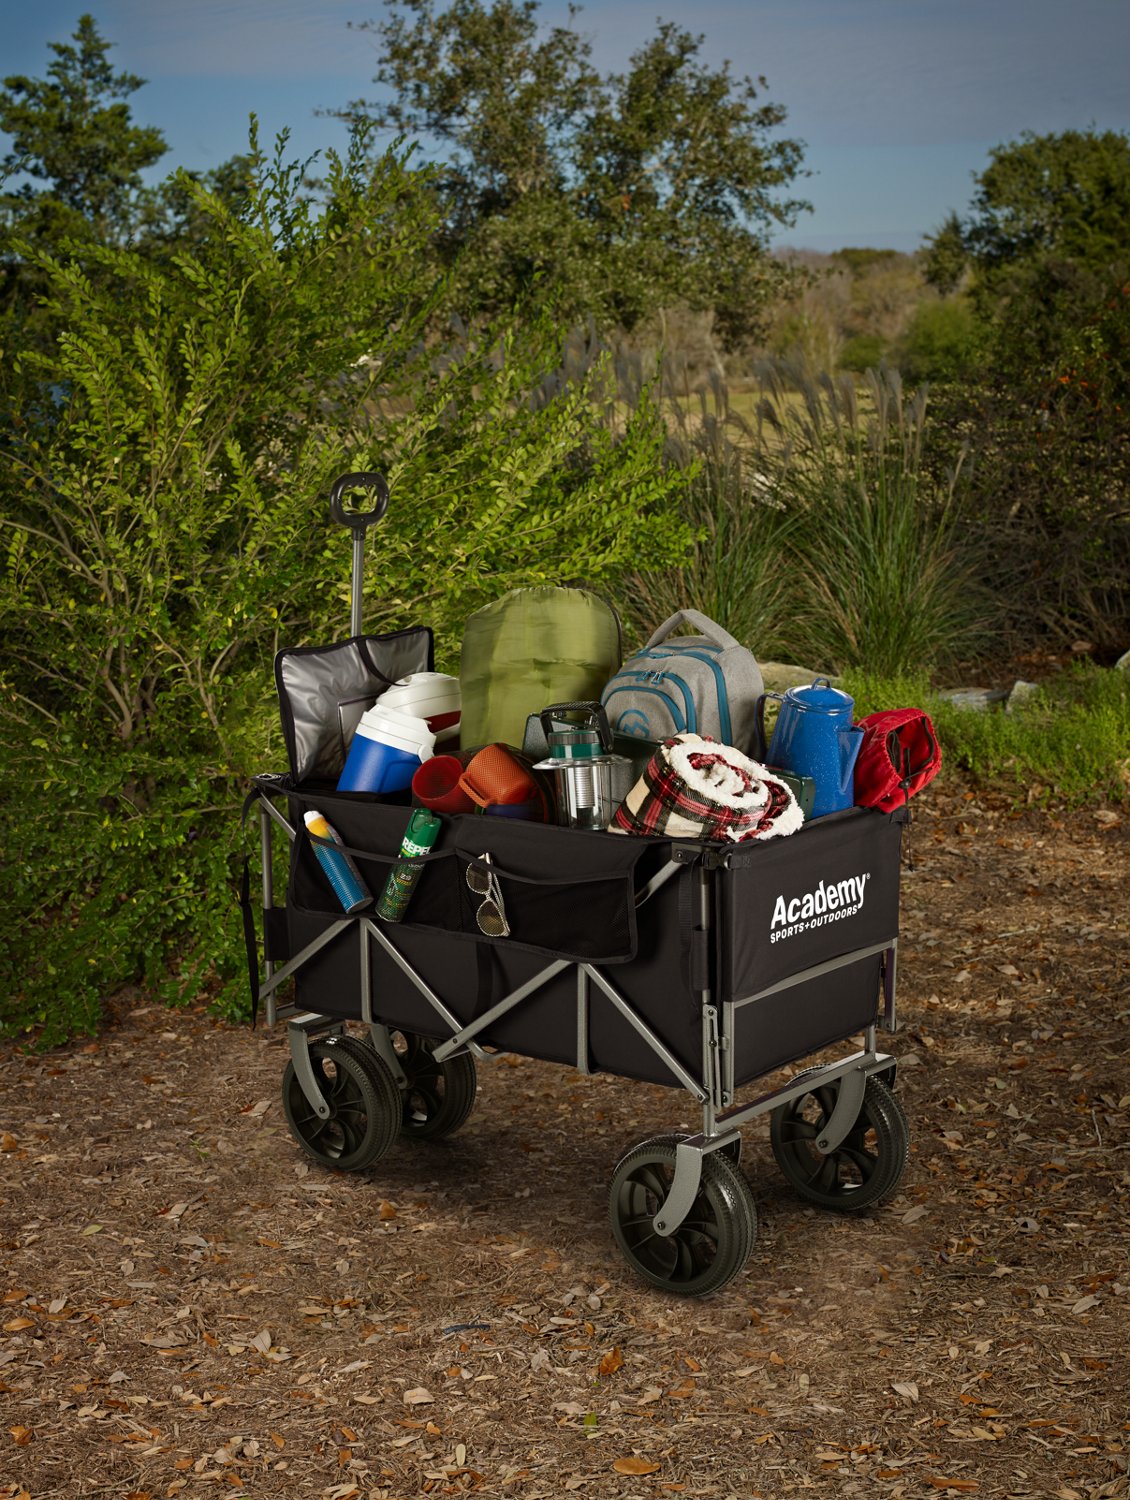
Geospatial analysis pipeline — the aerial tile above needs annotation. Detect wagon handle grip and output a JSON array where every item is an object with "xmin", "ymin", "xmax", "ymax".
[
  {"xmin": 329, "ymin": 472, "xmax": 390, "ymax": 637},
  {"xmin": 330, "ymin": 471, "xmax": 389, "ymax": 531}
]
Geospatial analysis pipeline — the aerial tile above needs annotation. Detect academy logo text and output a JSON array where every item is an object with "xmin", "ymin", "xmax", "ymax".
[{"xmin": 770, "ymin": 871, "xmax": 870, "ymax": 943}]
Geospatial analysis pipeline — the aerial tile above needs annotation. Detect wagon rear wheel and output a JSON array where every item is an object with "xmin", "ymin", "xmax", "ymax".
[
  {"xmin": 387, "ymin": 1030, "xmax": 478, "ymax": 1141},
  {"xmin": 281, "ymin": 1038, "xmax": 400, "ymax": 1172},
  {"xmin": 770, "ymin": 1070, "xmax": 909, "ymax": 1211},
  {"xmin": 609, "ymin": 1134, "xmax": 757, "ymax": 1297}
]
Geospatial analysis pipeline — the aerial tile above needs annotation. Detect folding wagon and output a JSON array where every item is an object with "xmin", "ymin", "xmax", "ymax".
[{"xmin": 242, "ymin": 477, "xmax": 911, "ymax": 1297}]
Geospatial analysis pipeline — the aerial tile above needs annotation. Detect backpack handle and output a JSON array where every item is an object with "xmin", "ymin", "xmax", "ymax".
[{"xmin": 644, "ymin": 609, "xmax": 743, "ymax": 652}]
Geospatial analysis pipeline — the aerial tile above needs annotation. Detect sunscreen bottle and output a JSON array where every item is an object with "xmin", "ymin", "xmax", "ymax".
[{"xmin": 304, "ymin": 811, "xmax": 372, "ymax": 913}]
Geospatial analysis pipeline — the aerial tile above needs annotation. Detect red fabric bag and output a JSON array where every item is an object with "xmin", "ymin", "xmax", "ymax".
[{"xmin": 853, "ymin": 708, "xmax": 941, "ymax": 812}]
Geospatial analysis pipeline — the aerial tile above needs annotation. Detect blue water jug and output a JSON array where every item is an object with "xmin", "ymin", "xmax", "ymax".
[{"xmin": 755, "ymin": 678, "xmax": 864, "ymax": 819}]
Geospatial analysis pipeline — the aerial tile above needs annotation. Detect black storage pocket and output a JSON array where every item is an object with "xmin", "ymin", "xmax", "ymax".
[
  {"xmin": 285, "ymin": 792, "xmax": 462, "ymax": 934},
  {"xmin": 283, "ymin": 790, "xmax": 654, "ymax": 965},
  {"xmin": 452, "ymin": 820, "xmax": 653, "ymax": 964}
]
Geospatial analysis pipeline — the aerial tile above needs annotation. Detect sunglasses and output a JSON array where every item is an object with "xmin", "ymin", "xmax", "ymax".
[{"xmin": 465, "ymin": 852, "xmax": 510, "ymax": 938}]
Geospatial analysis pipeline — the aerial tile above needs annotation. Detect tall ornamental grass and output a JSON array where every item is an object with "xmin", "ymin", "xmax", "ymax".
[{"xmin": 621, "ymin": 359, "xmax": 995, "ymax": 677}]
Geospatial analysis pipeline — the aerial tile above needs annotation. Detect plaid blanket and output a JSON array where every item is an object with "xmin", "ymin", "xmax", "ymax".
[{"xmin": 609, "ymin": 733, "xmax": 804, "ymax": 842}]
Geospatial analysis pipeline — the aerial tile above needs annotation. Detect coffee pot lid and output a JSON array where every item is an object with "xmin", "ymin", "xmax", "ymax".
[{"xmin": 787, "ymin": 676, "xmax": 855, "ymax": 712}]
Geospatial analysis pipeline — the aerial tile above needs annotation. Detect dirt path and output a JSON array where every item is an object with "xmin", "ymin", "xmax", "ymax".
[{"xmin": 1, "ymin": 782, "xmax": 1127, "ymax": 1500}]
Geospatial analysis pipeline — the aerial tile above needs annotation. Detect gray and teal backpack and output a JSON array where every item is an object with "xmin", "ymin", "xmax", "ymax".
[{"xmin": 601, "ymin": 610, "xmax": 764, "ymax": 755}]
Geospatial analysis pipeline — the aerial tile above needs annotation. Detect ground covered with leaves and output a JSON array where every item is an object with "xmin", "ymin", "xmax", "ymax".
[{"xmin": 1, "ymin": 778, "xmax": 1127, "ymax": 1500}]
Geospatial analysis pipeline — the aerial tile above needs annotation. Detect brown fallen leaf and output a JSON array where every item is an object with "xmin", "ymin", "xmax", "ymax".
[
  {"xmin": 378, "ymin": 1201, "xmax": 397, "ymax": 1220},
  {"xmin": 3, "ymin": 1318, "xmax": 35, "ymax": 1332},
  {"xmin": 0, "ymin": 1133, "xmax": 18, "ymax": 1152},
  {"xmin": 613, "ymin": 1457, "xmax": 661, "ymax": 1475},
  {"xmin": 927, "ymin": 1479, "xmax": 978, "ymax": 1492},
  {"xmin": 597, "ymin": 1346, "xmax": 624, "ymax": 1377},
  {"xmin": 404, "ymin": 1388, "xmax": 434, "ymax": 1404},
  {"xmin": 9, "ymin": 1426, "xmax": 33, "ymax": 1446}
]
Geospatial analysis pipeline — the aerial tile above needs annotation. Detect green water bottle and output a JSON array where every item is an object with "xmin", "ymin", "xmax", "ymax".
[{"xmin": 376, "ymin": 808, "xmax": 442, "ymax": 922}]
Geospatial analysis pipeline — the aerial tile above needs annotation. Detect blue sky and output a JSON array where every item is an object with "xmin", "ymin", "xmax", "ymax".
[{"xmin": 3, "ymin": 0, "xmax": 1129, "ymax": 252}]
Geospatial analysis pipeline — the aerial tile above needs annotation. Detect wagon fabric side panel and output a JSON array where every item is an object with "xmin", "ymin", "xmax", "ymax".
[
  {"xmin": 282, "ymin": 790, "xmax": 669, "ymax": 1061},
  {"xmin": 718, "ymin": 808, "xmax": 905, "ymax": 1084}
]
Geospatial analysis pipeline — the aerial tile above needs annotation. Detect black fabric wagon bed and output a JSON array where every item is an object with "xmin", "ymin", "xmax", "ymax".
[{"xmin": 277, "ymin": 783, "xmax": 903, "ymax": 1088}]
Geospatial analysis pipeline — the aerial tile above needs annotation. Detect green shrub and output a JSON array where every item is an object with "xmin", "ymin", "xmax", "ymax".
[
  {"xmin": 926, "ymin": 266, "xmax": 1130, "ymax": 654},
  {"xmin": 0, "ymin": 131, "xmax": 690, "ymax": 1047},
  {"xmin": 838, "ymin": 334, "xmax": 887, "ymax": 373},
  {"xmin": 897, "ymin": 296, "xmax": 983, "ymax": 383}
]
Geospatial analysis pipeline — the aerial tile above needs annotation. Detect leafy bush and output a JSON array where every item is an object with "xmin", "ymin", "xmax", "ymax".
[
  {"xmin": 897, "ymin": 297, "xmax": 983, "ymax": 383},
  {"xmin": 925, "ymin": 283, "xmax": 1130, "ymax": 656},
  {"xmin": 837, "ymin": 334, "xmax": 886, "ymax": 373},
  {"xmin": 0, "ymin": 131, "xmax": 690, "ymax": 1046}
]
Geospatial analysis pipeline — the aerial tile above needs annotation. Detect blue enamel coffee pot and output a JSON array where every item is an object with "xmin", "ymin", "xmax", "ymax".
[{"xmin": 755, "ymin": 678, "xmax": 864, "ymax": 819}]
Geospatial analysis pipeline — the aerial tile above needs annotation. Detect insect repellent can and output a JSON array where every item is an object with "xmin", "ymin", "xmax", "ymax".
[{"xmin": 376, "ymin": 808, "xmax": 442, "ymax": 922}]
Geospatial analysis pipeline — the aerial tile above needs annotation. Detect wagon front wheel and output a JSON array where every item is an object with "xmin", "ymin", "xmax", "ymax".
[
  {"xmin": 770, "ymin": 1070, "xmax": 909, "ymax": 1211},
  {"xmin": 609, "ymin": 1134, "xmax": 757, "ymax": 1297},
  {"xmin": 282, "ymin": 1038, "xmax": 400, "ymax": 1172}
]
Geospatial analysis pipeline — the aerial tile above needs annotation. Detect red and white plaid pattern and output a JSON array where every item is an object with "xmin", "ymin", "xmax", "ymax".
[{"xmin": 609, "ymin": 734, "xmax": 805, "ymax": 843}]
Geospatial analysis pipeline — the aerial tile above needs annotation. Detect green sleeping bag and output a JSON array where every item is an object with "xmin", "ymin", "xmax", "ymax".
[{"xmin": 459, "ymin": 587, "xmax": 622, "ymax": 750}]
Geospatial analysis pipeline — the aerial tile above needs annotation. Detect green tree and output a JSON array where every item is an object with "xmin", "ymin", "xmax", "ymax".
[
  {"xmin": 343, "ymin": 0, "xmax": 808, "ymax": 341},
  {"xmin": 960, "ymin": 128, "xmax": 1130, "ymax": 279},
  {"xmin": 921, "ymin": 211, "xmax": 968, "ymax": 294},
  {"xmin": 922, "ymin": 130, "xmax": 1130, "ymax": 652},
  {"xmin": 0, "ymin": 14, "xmax": 167, "ymax": 246}
]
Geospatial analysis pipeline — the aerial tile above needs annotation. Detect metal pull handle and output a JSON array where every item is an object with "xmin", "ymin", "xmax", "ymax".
[{"xmin": 329, "ymin": 472, "xmax": 390, "ymax": 637}]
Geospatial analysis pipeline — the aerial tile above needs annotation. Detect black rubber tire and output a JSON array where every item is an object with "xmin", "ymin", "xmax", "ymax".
[
  {"xmin": 281, "ymin": 1038, "xmax": 400, "ymax": 1172},
  {"xmin": 609, "ymin": 1133, "xmax": 757, "ymax": 1297},
  {"xmin": 769, "ymin": 1070, "xmax": 909, "ymax": 1211},
  {"xmin": 384, "ymin": 1030, "xmax": 478, "ymax": 1141}
]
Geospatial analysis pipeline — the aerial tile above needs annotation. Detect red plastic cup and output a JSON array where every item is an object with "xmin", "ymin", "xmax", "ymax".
[{"xmin": 411, "ymin": 755, "xmax": 476, "ymax": 814}]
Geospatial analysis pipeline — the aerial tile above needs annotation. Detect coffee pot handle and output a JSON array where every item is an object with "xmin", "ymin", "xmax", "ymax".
[
  {"xmin": 753, "ymin": 691, "xmax": 783, "ymax": 762},
  {"xmin": 539, "ymin": 700, "xmax": 613, "ymax": 751}
]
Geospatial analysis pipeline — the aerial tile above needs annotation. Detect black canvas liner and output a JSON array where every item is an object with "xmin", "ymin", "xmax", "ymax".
[{"xmin": 272, "ymin": 781, "xmax": 904, "ymax": 1093}]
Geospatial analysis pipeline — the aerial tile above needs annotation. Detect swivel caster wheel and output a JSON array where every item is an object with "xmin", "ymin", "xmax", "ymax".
[
  {"xmin": 609, "ymin": 1133, "xmax": 757, "ymax": 1297},
  {"xmin": 281, "ymin": 1037, "xmax": 400, "ymax": 1172}
]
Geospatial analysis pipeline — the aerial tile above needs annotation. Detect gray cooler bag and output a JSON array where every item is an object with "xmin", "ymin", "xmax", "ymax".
[{"xmin": 601, "ymin": 609, "xmax": 763, "ymax": 755}]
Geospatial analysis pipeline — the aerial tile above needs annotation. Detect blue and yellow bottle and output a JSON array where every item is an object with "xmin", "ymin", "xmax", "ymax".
[{"xmin": 304, "ymin": 810, "xmax": 372, "ymax": 913}]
